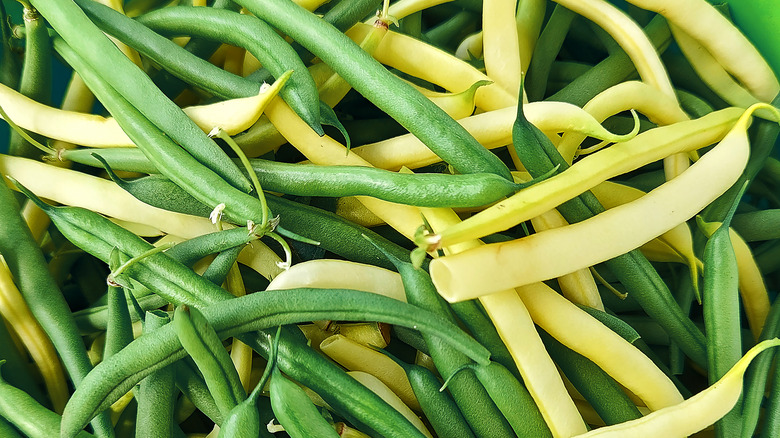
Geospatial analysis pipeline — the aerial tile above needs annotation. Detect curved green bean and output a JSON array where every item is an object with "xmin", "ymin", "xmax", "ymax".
[
  {"xmin": 269, "ymin": 366, "xmax": 340, "ymax": 438},
  {"xmin": 135, "ymin": 6, "xmax": 322, "ymax": 134},
  {"xmin": 60, "ymin": 288, "xmax": 490, "ymax": 436},
  {"xmin": 230, "ymin": 0, "xmax": 512, "ymax": 180},
  {"xmin": 30, "ymin": 0, "xmax": 250, "ymax": 192}
]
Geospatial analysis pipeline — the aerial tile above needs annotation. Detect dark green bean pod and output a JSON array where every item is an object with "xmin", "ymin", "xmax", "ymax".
[
  {"xmin": 103, "ymin": 286, "xmax": 134, "ymax": 358},
  {"xmin": 134, "ymin": 6, "xmax": 323, "ymax": 135},
  {"xmin": 512, "ymin": 86, "xmax": 707, "ymax": 368},
  {"xmin": 74, "ymin": 0, "xmax": 256, "ymax": 100},
  {"xmin": 702, "ymin": 187, "xmax": 747, "ymax": 438},
  {"xmin": 0, "ymin": 417, "xmax": 22, "ymax": 438},
  {"xmin": 539, "ymin": 330, "xmax": 642, "ymax": 426},
  {"xmin": 18, "ymin": 187, "xmax": 442, "ymax": 438},
  {"xmin": 136, "ymin": 311, "xmax": 177, "ymax": 438},
  {"xmin": 578, "ymin": 306, "xmax": 641, "ymax": 344},
  {"xmin": 61, "ymin": 147, "xmax": 158, "ymax": 174},
  {"xmin": 9, "ymin": 5, "xmax": 51, "ymax": 159},
  {"xmin": 448, "ymin": 361, "xmax": 551, "ymax": 438},
  {"xmin": 52, "ymin": 36, "xmax": 264, "ymax": 225},
  {"xmin": 245, "ymin": 159, "xmax": 522, "ymax": 208},
  {"xmin": 365, "ymin": 236, "xmax": 515, "ymax": 438},
  {"xmin": 202, "ymin": 245, "xmax": 245, "ymax": 286},
  {"xmin": 73, "ymin": 284, "xmax": 167, "ymax": 334},
  {"xmin": 174, "ymin": 305, "xmax": 246, "ymax": 417},
  {"xmin": 761, "ymin": 357, "xmax": 780, "ymax": 437},
  {"xmin": 230, "ymin": 0, "xmax": 512, "ymax": 180},
  {"xmin": 0, "ymin": 1, "xmax": 21, "ymax": 89},
  {"xmin": 29, "ymin": 0, "xmax": 251, "ymax": 192},
  {"xmin": 732, "ymin": 209, "xmax": 780, "ymax": 242},
  {"xmin": 163, "ymin": 227, "xmax": 257, "ymax": 268},
  {"xmin": 60, "ymin": 288, "xmax": 490, "ymax": 437},
  {"xmin": 0, "ymin": 363, "xmax": 94, "ymax": 438},
  {"xmin": 741, "ymin": 296, "xmax": 780, "ymax": 437},
  {"xmin": 81, "ymin": 163, "xmax": 418, "ymax": 270},
  {"xmin": 525, "ymin": 4, "xmax": 576, "ymax": 101},
  {"xmin": 423, "ymin": 11, "xmax": 478, "ymax": 52},
  {"xmin": 389, "ymin": 354, "xmax": 476, "ymax": 438},
  {"xmin": 269, "ymin": 366, "xmax": 339, "ymax": 438},
  {"xmin": 173, "ymin": 358, "xmax": 223, "ymax": 425},
  {"xmin": 0, "ymin": 175, "xmax": 114, "ymax": 438}
]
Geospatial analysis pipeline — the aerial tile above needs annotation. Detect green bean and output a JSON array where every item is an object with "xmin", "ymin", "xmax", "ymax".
[
  {"xmin": 741, "ymin": 297, "xmax": 780, "ymax": 437},
  {"xmin": 20, "ymin": 185, "xmax": 437, "ymax": 438},
  {"xmin": 230, "ymin": 0, "xmax": 512, "ymax": 180},
  {"xmin": 388, "ymin": 353, "xmax": 476, "ymax": 438},
  {"xmin": 512, "ymin": 87, "xmax": 708, "ymax": 368},
  {"xmin": 29, "ymin": 0, "xmax": 250, "ymax": 191},
  {"xmin": 173, "ymin": 358, "xmax": 223, "ymax": 425},
  {"xmin": 0, "ymin": 171, "xmax": 114, "ymax": 437},
  {"xmin": 9, "ymin": 4, "xmax": 51, "ymax": 159},
  {"xmin": 174, "ymin": 305, "xmax": 246, "ymax": 417},
  {"xmin": 0, "ymin": 362, "xmax": 94, "ymax": 438},
  {"xmin": 446, "ymin": 361, "xmax": 551, "ymax": 437},
  {"xmin": 133, "ymin": 5, "xmax": 322, "ymax": 134},
  {"xmin": 269, "ymin": 365, "xmax": 340, "ymax": 438},
  {"xmin": 202, "ymin": 246, "xmax": 244, "ymax": 286},
  {"xmin": 103, "ymin": 286, "xmax": 134, "ymax": 358},
  {"xmin": 762, "ymin": 357, "xmax": 780, "ymax": 437},
  {"xmin": 526, "ymin": 4, "xmax": 576, "ymax": 101},
  {"xmin": 366, "ymin": 237, "xmax": 514, "ymax": 438},
  {"xmin": 51, "ymin": 36, "xmax": 264, "ymax": 225},
  {"xmin": 163, "ymin": 228, "xmax": 256, "ymax": 268},
  {"xmin": 60, "ymin": 287, "xmax": 489, "ymax": 436},
  {"xmin": 0, "ymin": 417, "xmax": 22, "ymax": 438},
  {"xmin": 424, "ymin": 11, "xmax": 479, "ymax": 53},
  {"xmin": 578, "ymin": 306, "xmax": 641, "ymax": 344},
  {"xmin": 61, "ymin": 148, "xmax": 158, "ymax": 174},
  {"xmin": 539, "ymin": 329, "xmax": 642, "ymax": 425},
  {"xmin": 392, "ymin": 326, "xmax": 429, "ymax": 355},
  {"xmin": 135, "ymin": 311, "xmax": 177, "ymax": 438},
  {"xmin": 701, "ymin": 186, "xmax": 747, "ymax": 438},
  {"xmin": 73, "ymin": 284, "xmax": 167, "ymax": 334},
  {"xmin": 75, "ymin": 0, "xmax": 256, "ymax": 100},
  {"xmin": 0, "ymin": 1, "xmax": 20, "ymax": 89},
  {"xmin": 732, "ymin": 210, "xmax": 780, "ymax": 242}
]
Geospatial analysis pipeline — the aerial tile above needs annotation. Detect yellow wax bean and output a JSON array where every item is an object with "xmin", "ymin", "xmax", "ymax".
[
  {"xmin": 266, "ymin": 259, "xmax": 405, "ymax": 301},
  {"xmin": 293, "ymin": 0, "xmax": 331, "ymax": 11},
  {"xmin": 337, "ymin": 322, "xmax": 390, "ymax": 349},
  {"xmin": 671, "ymin": 26, "xmax": 761, "ymax": 109},
  {"xmin": 530, "ymin": 209, "xmax": 605, "ymax": 310},
  {"xmin": 517, "ymin": 282, "xmax": 683, "ymax": 410},
  {"xmin": 428, "ymin": 107, "xmax": 743, "ymax": 249},
  {"xmin": 264, "ymin": 97, "xmax": 426, "ymax": 240},
  {"xmin": 347, "ymin": 371, "xmax": 433, "ymax": 438},
  {"xmin": 320, "ymin": 334, "xmax": 420, "ymax": 411},
  {"xmin": 407, "ymin": 80, "xmax": 490, "ymax": 120},
  {"xmin": 345, "ymin": 23, "xmax": 517, "ymax": 110},
  {"xmin": 0, "ymin": 155, "xmax": 215, "ymax": 239},
  {"xmin": 515, "ymin": 0, "xmax": 546, "ymax": 73},
  {"xmin": 335, "ymin": 197, "xmax": 385, "ymax": 228},
  {"xmin": 429, "ymin": 106, "xmax": 761, "ymax": 301},
  {"xmin": 455, "ymin": 31, "xmax": 483, "ymax": 61},
  {"xmin": 421, "ymin": 208, "xmax": 588, "ymax": 438},
  {"xmin": 623, "ymin": 0, "xmax": 780, "ymax": 102},
  {"xmin": 226, "ymin": 264, "xmax": 254, "ymax": 393},
  {"xmin": 0, "ymin": 258, "xmax": 69, "ymax": 413},
  {"xmin": 483, "ymin": 0, "xmax": 523, "ymax": 96},
  {"xmin": 378, "ymin": 0, "xmax": 453, "ymax": 21},
  {"xmin": 352, "ymin": 101, "xmax": 641, "ymax": 171},
  {"xmin": 236, "ymin": 242, "xmax": 284, "ymax": 281},
  {"xmin": 552, "ymin": 0, "xmax": 676, "ymax": 99},
  {"xmin": 576, "ymin": 339, "xmax": 780, "ymax": 437},
  {"xmin": 558, "ymin": 81, "xmax": 689, "ymax": 164},
  {"xmin": 0, "ymin": 82, "xmax": 280, "ymax": 148}
]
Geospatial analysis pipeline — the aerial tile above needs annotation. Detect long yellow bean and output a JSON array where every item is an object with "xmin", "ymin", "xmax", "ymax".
[
  {"xmin": 429, "ymin": 106, "xmax": 763, "ymax": 301},
  {"xmin": 352, "ymin": 101, "xmax": 642, "ymax": 171},
  {"xmin": 320, "ymin": 334, "xmax": 420, "ymax": 411},
  {"xmin": 516, "ymin": 282, "xmax": 683, "ymax": 411},
  {"xmin": 426, "ymin": 107, "xmax": 743, "ymax": 250},
  {"xmin": 483, "ymin": 0, "xmax": 522, "ymax": 96},
  {"xmin": 575, "ymin": 339, "xmax": 780, "ymax": 437}
]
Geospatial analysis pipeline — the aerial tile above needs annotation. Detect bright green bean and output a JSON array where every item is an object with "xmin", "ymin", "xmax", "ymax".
[
  {"xmin": 133, "ymin": 5, "xmax": 322, "ymax": 134},
  {"xmin": 135, "ymin": 311, "xmax": 177, "ymax": 438},
  {"xmin": 29, "ymin": 0, "xmax": 251, "ymax": 191},
  {"xmin": 0, "ymin": 171, "xmax": 114, "ymax": 437},
  {"xmin": 231, "ymin": 0, "xmax": 512, "ymax": 180},
  {"xmin": 103, "ymin": 286, "xmax": 134, "ymax": 358},
  {"xmin": 269, "ymin": 366, "xmax": 339, "ymax": 438}
]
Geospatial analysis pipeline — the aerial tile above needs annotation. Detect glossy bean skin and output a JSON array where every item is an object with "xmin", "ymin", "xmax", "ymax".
[
  {"xmin": 0, "ymin": 176, "xmax": 114, "ymax": 437},
  {"xmin": 60, "ymin": 287, "xmax": 489, "ymax": 437},
  {"xmin": 135, "ymin": 6, "xmax": 322, "ymax": 134},
  {"xmin": 231, "ymin": 0, "xmax": 512, "ymax": 180},
  {"xmin": 511, "ymin": 94, "xmax": 707, "ymax": 368},
  {"xmin": 30, "ymin": 0, "xmax": 250, "ymax": 192}
]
